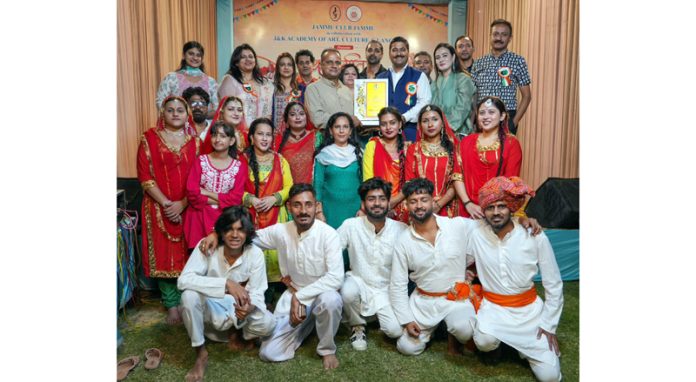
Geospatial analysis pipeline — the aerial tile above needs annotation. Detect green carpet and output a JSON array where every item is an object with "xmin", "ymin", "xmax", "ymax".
[{"xmin": 118, "ymin": 281, "xmax": 578, "ymax": 381}]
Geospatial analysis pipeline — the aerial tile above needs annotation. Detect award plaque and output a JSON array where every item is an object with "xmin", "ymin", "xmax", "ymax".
[{"xmin": 354, "ymin": 78, "xmax": 389, "ymax": 126}]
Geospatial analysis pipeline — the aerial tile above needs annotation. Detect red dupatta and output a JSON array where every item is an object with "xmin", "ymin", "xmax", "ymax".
[
  {"xmin": 273, "ymin": 102, "xmax": 316, "ymax": 152},
  {"xmin": 158, "ymin": 95, "xmax": 197, "ymax": 137},
  {"xmin": 410, "ymin": 110, "xmax": 461, "ymax": 217},
  {"xmin": 201, "ymin": 96, "xmax": 249, "ymax": 154},
  {"xmin": 279, "ymin": 130, "xmax": 317, "ymax": 184},
  {"xmin": 244, "ymin": 152, "xmax": 284, "ymax": 229},
  {"xmin": 370, "ymin": 136, "xmax": 402, "ymax": 197}
]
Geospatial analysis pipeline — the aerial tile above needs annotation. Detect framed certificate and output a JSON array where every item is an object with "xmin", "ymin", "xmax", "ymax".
[{"xmin": 354, "ymin": 78, "xmax": 389, "ymax": 126}]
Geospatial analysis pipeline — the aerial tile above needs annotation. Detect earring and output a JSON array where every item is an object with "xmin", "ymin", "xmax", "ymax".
[
  {"xmin": 398, "ymin": 128, "xmax": 403, "ymax": 134},
  {"xmin": 378, "ymin": 130, "xmax": 383, "ymax": 137}
]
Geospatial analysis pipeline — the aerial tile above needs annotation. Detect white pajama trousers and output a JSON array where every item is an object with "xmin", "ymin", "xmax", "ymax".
[
  {"xmin": 396, "ymin": 300, "xmax": 476, "ymax": 356},
  {"xmin": 340, "ymin": 277, "xmax": 402, "ymax": 338},
  {"xmin": 180, "ymin": 290, "xmax": 276, "ymax": 347},
  {"xmin": 473, "ymin": 329, "xmax": 562, "ymax": 382},
  {"xmin": 259, "ymin": 291, "xmax": 343, "ymax": 362}
]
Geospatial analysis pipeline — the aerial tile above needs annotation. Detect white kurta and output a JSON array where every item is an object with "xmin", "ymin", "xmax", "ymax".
[
  {"xmin": 178, "ymin": 243, "xmax": 268, "ymax": 311},
  {"xmin": 390, "ymin": 216, "xmax": 477, "ymax": 328},
  {"xmin": 253, "ymin": 220, "xmax": 345, "ymax": 314},
  {"xmin": 338, "ymin": 216, "xmax": 408, "ymax": 316},
  {"xmin": 178, "ymin": 243, "xmax": 275, "ymax": 346},
  {"xmin": 467, "ymin": 220, "xmax": 563, "ymax": 365}
]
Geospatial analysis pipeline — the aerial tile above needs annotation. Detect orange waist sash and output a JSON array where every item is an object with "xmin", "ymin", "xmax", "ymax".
[
  {"xmin": 417, "ymin": 282, "xmax": 483, "ymax": 312},
  {"xmin": 482, "ymin": 286, "xmax": 537, "ymax": 307}
]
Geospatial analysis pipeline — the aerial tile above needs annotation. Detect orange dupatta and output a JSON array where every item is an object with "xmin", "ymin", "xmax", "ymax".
[{"xmin": 245, "ymin": 153, "xmax": 284, "ymax": 229}]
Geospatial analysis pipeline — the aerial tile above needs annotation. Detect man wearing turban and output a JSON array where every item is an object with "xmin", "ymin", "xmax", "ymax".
[{"xmin": 467, "ymin": 176, "xmax": 564, "ymax": 382}]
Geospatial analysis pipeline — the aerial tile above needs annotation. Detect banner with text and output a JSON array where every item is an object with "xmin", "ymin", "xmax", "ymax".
[{"xmin": 232, "ymin": 0, "xmax": 448, "ymax": 77}]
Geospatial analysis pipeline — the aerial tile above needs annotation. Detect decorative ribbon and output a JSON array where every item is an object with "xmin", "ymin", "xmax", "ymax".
[
  {"xmin": 243, "ymin": 83, "xmax": 258, "ymax": 97},
  {"xmin": 286, "ymin": 89, "xmax": 302, "ymax": 102},
  {"xmin": 497, "ymin": 66, "xmax": 512, "ymax": 87},
  {"xmin": 404, "ymin": 82, "xmax": 417, "ymax": 105}
]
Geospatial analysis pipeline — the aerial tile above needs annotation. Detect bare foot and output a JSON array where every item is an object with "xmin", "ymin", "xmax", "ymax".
[
  {"xmin": 185, "ymin": 347, "xmax": 208, "ymax": 382},
  {"xmin": 447, "ymin": 333, "xmax": 463, "ymax": 356},
  {"xmin": 166, "ymin": 306, "xmax": 182, "ymax": 325},
  {"xmin": 322, "ymin": 354, "xmax": 339, "ymax": 369},
  {"xmin": 227, "ymin": 329, "xmax": 253, "ymax": 352}
]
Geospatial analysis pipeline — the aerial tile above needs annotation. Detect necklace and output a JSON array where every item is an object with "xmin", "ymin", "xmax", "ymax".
[
  {"xmin": 290, "ymin": 129, "xmax": 307, "ymax": 141},
  {"xmin": 476, "ymin": 138, "xmax": 500, "ymax": 152},
  {"xmin": 163, "ymin": 128, "xmax": 185, "ymax": 137},
  {"xmin": 424, "ymin": 141, "xmax": 444, "ymax": 153},
  {"xmin": 256, "ymin": 153, "xmax": 273, "ymax": 164}
]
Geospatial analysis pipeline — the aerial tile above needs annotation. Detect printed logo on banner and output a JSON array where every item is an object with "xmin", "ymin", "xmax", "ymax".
[
  {"xmin": 347, "ymin": 5, "xmax": 362, "ymax": 22},
  {"xmin": 329, "ymin": 5, "xmax": 341, "ymax": 21}
]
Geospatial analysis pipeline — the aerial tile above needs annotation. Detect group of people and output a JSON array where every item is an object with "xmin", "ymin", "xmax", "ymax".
[{"xmin": 135, "ymin": 18, "xmax": 560, "ymax": 382}]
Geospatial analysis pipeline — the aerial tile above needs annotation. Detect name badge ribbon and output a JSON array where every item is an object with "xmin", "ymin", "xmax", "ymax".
[
  {"xmin": 404, "ymin": 82, "xmax": 417, "ymax": 105},
  {"xmin": 243, "ymin": 83, "xmax": 258, "ymax": 97},
  {"xmin": 497, "ymin": 67, "xmax": 512, "ymax": 87}
]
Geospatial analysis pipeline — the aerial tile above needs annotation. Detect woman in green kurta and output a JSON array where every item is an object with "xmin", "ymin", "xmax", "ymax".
[
  {"xmin": 431, "ymin": 42, "xmax": 477, "ymax": 136},
  {"xmin": 313, "ymin": 112, "xmax": 363, "ymax": 231}
]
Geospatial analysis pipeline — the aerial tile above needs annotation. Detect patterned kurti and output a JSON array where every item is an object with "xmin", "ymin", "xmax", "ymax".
[
  {"xmin": 184, "ymin": 154, "xmax": 247, "ymax": 249},
  {"xmin": 219, "ymin": 74, "xmax": 274, "ymax": 127},
  {"xmin": 155, "ymin": 71, "xmax": 219, "ymax": 110}
]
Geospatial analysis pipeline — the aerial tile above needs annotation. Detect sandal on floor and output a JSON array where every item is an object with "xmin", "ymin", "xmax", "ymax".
[
  {"xmin": 144, "ymin": 348, "xmax": 164, "ymax": 370},
  {"xmin": 117, "ymin": 356, "xmax": 140, "ymax": 381}
]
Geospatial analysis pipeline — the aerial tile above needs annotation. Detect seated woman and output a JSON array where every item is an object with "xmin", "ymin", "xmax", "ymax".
[
  {"xmin": 276, "ymin": 101, "xmax": 321, "ymax": 185},
  {"xmin": 242, "ymin": 118, "xmax": 294, "ymax": 308},
  {"xmin": 362, "ymin": 107, "xmax": 408, "ymax": 222},
  {"xmin": 218, "ymin": 44, "xmax": 274, "ymax": 127},
  {"xmin": 454, "ymin": 96, "xmax": 522, "ymax": 218},
  {"xmin": 272, "ymin": 53, "xmax": 304, "ymax": 139},
  {"xmin": 184, "ymin": 121, "xmax": 247, "ymax": 251},
  {"xmin": 202, "ymin": 96, "xmax": 248, "ymax": 154},
  {"xmin": 431, "ymin": 43, "xmax": 476, "ymax": 137},
  {"xmin": 155, "ymin": 41, "xmax": 219, "ymax": 117},
  {"xmin": 404, "ymin": 104, "xmax": 461, "ymax": 217},
  {"xmin": 137, "ymin": 95, "xmax": 200, "ymax": 325}
]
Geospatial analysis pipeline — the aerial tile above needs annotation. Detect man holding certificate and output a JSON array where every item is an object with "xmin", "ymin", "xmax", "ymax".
[{"xmin": 377, "ymin": 36, "xmax": 432, "ymax": 142}]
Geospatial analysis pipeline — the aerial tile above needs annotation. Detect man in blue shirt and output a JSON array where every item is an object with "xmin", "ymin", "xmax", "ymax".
[{"xmin": 472, "ymin": 20, "xmax": 532, "ymax": 135}]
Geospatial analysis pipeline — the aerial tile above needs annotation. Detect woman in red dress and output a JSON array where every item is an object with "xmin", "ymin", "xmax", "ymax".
[
  {"xmin": 201, "ymin": 96, "xmax": 249, "ymax": 154},
  {"xmin": 184, "ymin": 121, "xmax": 247, "ymax": 251},
  {"xmin": 137, "ymin": 95, "xmax": 200, "ymax": 324},
  {"xmin": 362, "ymin": 107, "xmax": 408, "ymax": 222},
  {"xmin": 453, "ymin": 96, "xmax": 522, "ymax": 218},
  {"xmin": 276, "ymin": 101, "xmax": 320, "ymax": 185},
  {"xmin": 404, "ymin": 104, "xmax": 461, "ymax": 217}
]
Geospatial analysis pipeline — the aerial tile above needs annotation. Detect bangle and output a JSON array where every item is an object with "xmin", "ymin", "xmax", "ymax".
[
  {"xmin": 463, "ymin": 200, "xmax": 472, "ymax": 206},
  {"xmin": 433, "ymin": 200, "xmax": 441, "ymax": 209}
]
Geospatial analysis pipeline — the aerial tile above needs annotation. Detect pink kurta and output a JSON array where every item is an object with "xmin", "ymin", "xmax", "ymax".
[{"xmin": 184, "ymin": 154, "xmax": 247, "ymax": 249}]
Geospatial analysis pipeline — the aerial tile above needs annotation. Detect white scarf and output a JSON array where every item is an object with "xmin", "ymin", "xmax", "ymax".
[{"xmin": 315, "ymin": 143, "xmax": 359, "ymax": 168}]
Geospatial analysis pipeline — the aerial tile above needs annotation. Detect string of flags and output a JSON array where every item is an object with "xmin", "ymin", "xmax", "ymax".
[
  {"xmin": 233, "ymin": 0, "xmax": 278, "ymax": 22},
  {"xmin": 408, "ymin": 3, "xmax": 448, "ymax": 26}
]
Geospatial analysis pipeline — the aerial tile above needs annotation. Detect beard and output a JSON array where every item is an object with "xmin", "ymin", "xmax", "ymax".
[
  {"xmin": 192, "ymin": 111, "xmax": 207, "ymax": 124},
  {"xmin": 366, "ymin": 205, "xmax": 388, "ymax": 220},
  {"xmin": 409, "ymin": 208, "xmax": 433, "ymax": 224},
  {"xmin": 486, "ymin": 213, "xmax": 512, "ymax": 232},
  {"xmin": 367, "ymin": 55, "xmax": 380, "ymax": 65}
]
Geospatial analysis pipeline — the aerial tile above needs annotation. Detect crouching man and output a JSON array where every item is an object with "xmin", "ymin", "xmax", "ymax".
[
  {"xmin": 389, "ymin": 178, "xmax": 480, "ymax": 356},
  {"xmin": 468, "ymin": 176, "xmax": 563, "ymax": 382},
  {"xmin": 178, "ymin": 206, "xmax": 276, "ymax": 382},
  {"xmin": 199, "ymin": 184, "xmax": 345, "ymax": 369}
]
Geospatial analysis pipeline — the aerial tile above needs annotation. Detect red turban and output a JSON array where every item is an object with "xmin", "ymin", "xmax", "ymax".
[{"xmin": 478, "ymin": 176, "xmax": 535, "ymax": 213}]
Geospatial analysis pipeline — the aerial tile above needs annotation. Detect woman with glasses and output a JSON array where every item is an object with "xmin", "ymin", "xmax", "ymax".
[{"xmin": 156, "ymin": 41, "xmax": 219, "ymax": 118}]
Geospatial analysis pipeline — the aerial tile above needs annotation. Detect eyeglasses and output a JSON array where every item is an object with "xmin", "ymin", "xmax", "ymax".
[{"xmin": 190, "ymin": 101, "xmax": 208, "ymax": 108}]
